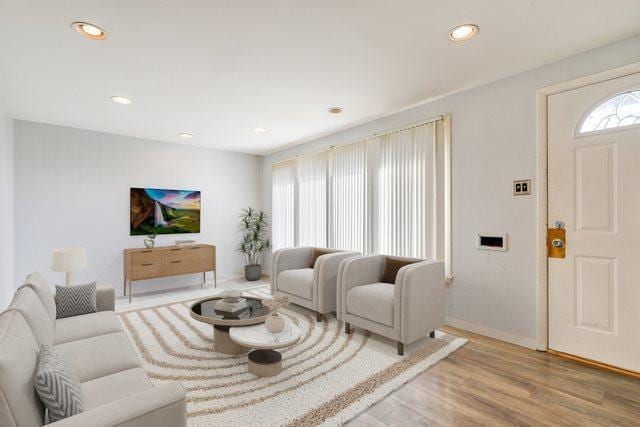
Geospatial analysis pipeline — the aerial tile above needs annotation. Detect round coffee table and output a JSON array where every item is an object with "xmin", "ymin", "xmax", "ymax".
[
  {"xmin": 229, "ymin": 321, "xmax": 301, "ymax": 377},
  {"xmin": 189, "ymin": 296, "xmax": 270, "ymax": 355}
]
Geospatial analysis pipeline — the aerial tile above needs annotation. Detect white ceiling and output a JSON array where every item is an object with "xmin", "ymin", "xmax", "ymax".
[{"xmin": 1, "ymin": 1, "xmax": 639, "ymax": 155}]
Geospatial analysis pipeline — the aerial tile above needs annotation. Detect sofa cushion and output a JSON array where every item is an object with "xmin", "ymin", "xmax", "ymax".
[
  {"xmin": 21, "ymin": 272, "xmax": 57, "ymax": 323},
  {"xmin": 277, "ymin": 268, "xmax": 314, "ymax": 300},
  {"xmin": 311, "ymin": 248, "xmax": 335, "ymax": 267},
  {"xmin": 0, "ymin": 310, "xmax": 44, "ymax": 427},
  {"xmin": 54, "ymin": 332, "xmax": 142, "ymax": 383},
  {"xmin": 346, "ymin": 282, "xmax": 395, "ymax": 327},
  {"xmin": 81, "ymin": 367, "xmax": 152, "ymax": 410},
  {"xmin": 381, "ymin": 257, "xmax": 420, "ymax": 284},
  {"xmin": 35, "ymin": 344, "xmax": 84, "ymax": 423},
  {"xmin": 55, "ymin": 283, "xmax": 97, "ymax": 319},
  {"xmin": 54, "ymin": 311, "xmax": 123, "ymax": 345},
  {"xmin": 7, "ymin": 287, "xmax": 54, "ymax": 346}
]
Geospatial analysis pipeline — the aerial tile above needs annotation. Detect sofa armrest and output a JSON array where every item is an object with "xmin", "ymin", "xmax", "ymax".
[
  {"xmin": 96, "ymin": 286, "xmax": 115, "ymax": 312},
  {"xmin": 271, "ymin": 247, "xmax": 313, "ymax": 294},
  {"xmin": 336, "ymin": 255, "xmax": 384, "ymax": 319},
  {"xmin": 49, "ymin": 383, "xmax": 186, "ymax": 427},
  {"xmin": 396, "ymin": 260, "xmax": 445, "ymax": 343},
  {"xmin": 315, "ymin": 251, "xmax": 360, "ymax": 314}
]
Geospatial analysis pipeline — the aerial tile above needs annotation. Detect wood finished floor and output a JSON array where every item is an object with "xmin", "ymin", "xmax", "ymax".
[{"xmin": 347, "ymin": 326, "xmax": 640, "ymax": 426}]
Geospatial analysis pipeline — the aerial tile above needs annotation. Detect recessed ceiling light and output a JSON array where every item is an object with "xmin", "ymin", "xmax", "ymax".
[
  {"xmin": 252, "ymin": 127, "xmax": 267, "ymax": 133},
  {"xmin": 449, "ymin": 24, "xmax": 478, "ymax": 42},
  {"xmin": 71, "ymin": 21, "xmax": 107, "ymax": 40},
  {"xmin": 327, "ymin": 107, "xmax": 343, "ymax": 114},
  {"xmin": 179, "ymin": 132, "xmax": 194, "ymax": 139},
  {"xmin": 110, "ymin": 96, "xmax": 131, "ymax": 104}
]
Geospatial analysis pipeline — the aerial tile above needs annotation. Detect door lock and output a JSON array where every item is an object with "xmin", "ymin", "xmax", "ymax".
[{"xmin": 547, "ymin": 222, "xmax": 566, "ymax": 258}]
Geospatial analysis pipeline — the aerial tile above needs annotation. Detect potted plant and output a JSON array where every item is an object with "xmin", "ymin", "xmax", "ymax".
[{"xmin": 236, "ymin": 207, "xmax": 271, "ymax": 281}]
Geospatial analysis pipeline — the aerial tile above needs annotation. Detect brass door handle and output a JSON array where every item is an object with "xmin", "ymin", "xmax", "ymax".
[{"xmin": 547, "ymin": 226, "xmax": 566, "ymax": 258}]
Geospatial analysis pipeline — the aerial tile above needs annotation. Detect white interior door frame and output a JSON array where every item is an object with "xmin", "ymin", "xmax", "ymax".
[{"xmin": 536, "ymin": 61, "xmax": 640, "ymax": 351}]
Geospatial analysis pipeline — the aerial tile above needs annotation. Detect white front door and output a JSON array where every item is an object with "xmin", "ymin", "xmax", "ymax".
[{"xmin": 548, "ymin": 72, "xmax": 640, "ymax": 372}]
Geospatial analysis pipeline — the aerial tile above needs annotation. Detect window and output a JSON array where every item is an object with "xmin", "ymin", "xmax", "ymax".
[
  {"xmin": 271, "ymin": 162, "xmax": 295, "ymax": 251},
  {"xmin": 377, "ymin": 124, "xmax": 435, "ymax": 258},
  {"xmin": 271, "ymin": 118, "xmax": 449, "ymax": 275},
  {"xmin": 579, "ymin": 90, "xmax": 640, "ymax": 134},
  {"xmin": 328, "ymin": 142, "xmax": 368, "ymax": 253},
  {"xmin": 296, "ymin": 153, "xmax": 327, "ymax": 247}
]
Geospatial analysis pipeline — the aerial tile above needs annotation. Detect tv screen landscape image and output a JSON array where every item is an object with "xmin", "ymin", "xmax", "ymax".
[{"xmin": 130, "ymin": 188, "xmax": 201, "ymax": 235}]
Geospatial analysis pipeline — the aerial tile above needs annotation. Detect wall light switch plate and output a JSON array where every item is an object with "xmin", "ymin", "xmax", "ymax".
[{"xmin": 513, "ymin": 179, "xmax": 531, "ymax": 196}]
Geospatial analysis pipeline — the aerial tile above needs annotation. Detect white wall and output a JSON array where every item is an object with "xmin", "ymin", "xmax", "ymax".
[
  {"xmin": 14, "ymin": 121, "xmax": 262, "ymax": 296},
  {"xmin": 0, "ymin": 96, "xmax": 14, "ymax": 308},
  {"xmin": 262, "ymin": 35, "xmax": 640, "ymax": 348}
]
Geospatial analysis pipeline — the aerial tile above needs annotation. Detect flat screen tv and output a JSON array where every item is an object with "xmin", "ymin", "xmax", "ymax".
[{"xmin": 130, "ymin": 188, "xmax": 201, "ymax": 235}]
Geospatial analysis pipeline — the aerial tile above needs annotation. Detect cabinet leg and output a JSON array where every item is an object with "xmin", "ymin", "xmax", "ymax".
[
  {"xmin": 429, "ymin": 331, "xmax": 436, "ymax": 338},
  {"xmin": 123, "ymin": 278, "xmax": 127, "ymax": 296},
  {"xmin": 202, "ymin": 272, "xmax": 206, "ymax": 287},
  {"xmin": 214, "ymin": 270, "xmax": 217, "ymax": 289},
  {"xmin": 397, "ymin": 342, "xmax": 404, "ymax": 356},
  {"xmin": 128, "ymin": 280, "xmax": 132, "ymax": 304}
]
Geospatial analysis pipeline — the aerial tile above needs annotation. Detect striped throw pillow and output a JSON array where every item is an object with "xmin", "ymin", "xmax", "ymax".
[
  {"xmin": 35, "ymin": 345, "xmax": 84, "ymax": 422},
  {"xmin": 55, "ymin": 282, "xmax": 97, "ymax": 319}
]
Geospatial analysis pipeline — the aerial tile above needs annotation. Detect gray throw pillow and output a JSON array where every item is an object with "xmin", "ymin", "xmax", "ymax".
[
  {"xmin": 55, "ymin": 282, "xmax": 97, "ymax": 319},
  {"xmin": 35, "ymin": 344, "xmax": 84, "ymax": 423}
]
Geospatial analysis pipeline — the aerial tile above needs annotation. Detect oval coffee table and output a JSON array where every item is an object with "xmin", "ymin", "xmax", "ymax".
[
  {"xmin": 229, "ymin": 321, "xmax": 301, "ymax": 377},
  {"xmin": 189, "ymin": 296, "xmax": 270, "ymax": 355}
]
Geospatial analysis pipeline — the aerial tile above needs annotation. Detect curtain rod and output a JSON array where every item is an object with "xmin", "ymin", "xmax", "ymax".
[{"xmin": 272, "ymin": 115, "xmax": 443, "ymax": 166}]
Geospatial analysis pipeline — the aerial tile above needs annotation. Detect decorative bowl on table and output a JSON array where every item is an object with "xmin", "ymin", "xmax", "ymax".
[{"xmin": 215, "ymin": 290, "xmax": 247, "ymax": 313}]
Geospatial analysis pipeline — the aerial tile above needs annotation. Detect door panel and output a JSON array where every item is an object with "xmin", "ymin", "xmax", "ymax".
[
  {"xmin": 574, "ymin": 143, "xmax": 616, "ymax": 232},
  {"xmin": 548, "ymin": 72, "xmax": 640, "ymax": 372}
]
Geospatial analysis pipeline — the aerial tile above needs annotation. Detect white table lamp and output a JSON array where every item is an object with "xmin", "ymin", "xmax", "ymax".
[{"xmin": 51, "ymin": 247, "xmax": 87, "ymax": 285}]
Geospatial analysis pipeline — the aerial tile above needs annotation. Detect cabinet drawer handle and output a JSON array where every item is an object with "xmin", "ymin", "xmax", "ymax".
[
  {"xmin": 141, "ymin": 250, "xmax": 152, "ymax": 253},
  {"xmin": 141, "ymin": 263, "xmax": 154, "ymax": 266},
  {"xmin": 170, "ymin": 248, "xmax": 181, "ymax": 251},
  {"xmin": 171, "ymin": 260, "xmax": 182, "ymax": 264},
  {"xmin": 190, "ymin": 247, "xmax": 200, "ymax": 250}
]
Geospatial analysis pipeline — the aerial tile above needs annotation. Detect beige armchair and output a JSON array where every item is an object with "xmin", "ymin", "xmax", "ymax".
[
  {"xmin": 271, "ymin": 247, "xmax": 360, "ymax": 321},
  {"xmin": 337, "ymin": 255, "xmax": 445, "ymax": 355}
]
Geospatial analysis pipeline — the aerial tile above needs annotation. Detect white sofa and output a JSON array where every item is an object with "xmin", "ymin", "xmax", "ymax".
[
  {"xmin": 0, "ymin": 272, "xmax": 187, "ymax": 427},
  {"xmin": 271, "ymin": 247, "xmax": 360, "ymax": 321},
  {"xmin": 337, "ymin": 255, "xmax": 445, "ymax": 355}
]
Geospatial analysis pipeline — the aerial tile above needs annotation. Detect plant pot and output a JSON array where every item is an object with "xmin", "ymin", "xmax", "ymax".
[
  {"xmin": 265, "ymin": 313, "xmax": 285, "ymax": 333},
  {"xmin": 245, "ymin": 264, "xmax": 262, "ymax": 281},
  {"xmin": 143, "ymin": 239, "xmax": 155, "ymax": 249}
]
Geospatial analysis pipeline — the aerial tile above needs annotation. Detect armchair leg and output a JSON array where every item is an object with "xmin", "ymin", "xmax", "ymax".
[
  {"xmin": 316, "ymin": 313, "xmax": 323, "ymax": 322},
  {"xmin": 397, "ymin": 342, "xmax": 404, "ymax": 356},
  {"xmin": 429, "ymin": 331, "xmax": 436, "ymax": 338},
  {"xmin": 344, "ymin": 322, "xmax": 350, "ymax": 334}
]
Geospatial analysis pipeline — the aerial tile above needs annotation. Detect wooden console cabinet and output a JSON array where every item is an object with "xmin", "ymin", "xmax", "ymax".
[{"xmin": 123, "ymin": 244, "xmax": 216, "ymax": 302}]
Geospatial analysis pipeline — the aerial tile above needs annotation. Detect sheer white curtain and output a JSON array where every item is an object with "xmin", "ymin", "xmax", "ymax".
[
  {"xmin": 271, "ymin": 119, "xmax": 445, "ymax": 267},
  {"xmin": 296, "ymin": 152, "xmax": 327, "ymax": 247},
  {"xmin": 377, "ymin": 123, "xmax": 435, "ymax": 258},
  {"xmin": 328, "ymin": 142, "xmax": 368, "ymax": 253},
  {"xmin": 271, "ymin": 162, "xmax": 295, "ymax": 250}
]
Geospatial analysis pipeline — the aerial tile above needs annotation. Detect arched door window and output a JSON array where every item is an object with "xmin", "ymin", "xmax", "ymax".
[{"xmin": 579, "ymin": 90, "xmax": 640, "ymax": 134}]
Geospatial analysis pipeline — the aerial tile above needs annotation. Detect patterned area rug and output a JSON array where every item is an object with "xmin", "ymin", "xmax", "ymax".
[{"xmin": 117, "ymin": 287, "xmax": 467, "ymax": 426}]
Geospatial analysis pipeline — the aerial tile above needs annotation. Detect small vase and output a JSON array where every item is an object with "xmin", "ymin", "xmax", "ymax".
[
  {"xmin": 144, "ymin": 239, "xmax": 155, "ymax": 249},
  {"xmin": 265, "ymin": 313, "xmax": 285, "ymax": 333}
]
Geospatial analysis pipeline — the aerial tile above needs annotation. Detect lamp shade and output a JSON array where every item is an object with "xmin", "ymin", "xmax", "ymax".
[{"xmin": 51, "ymin": 247, "xmax": 87, "ymax": 272}]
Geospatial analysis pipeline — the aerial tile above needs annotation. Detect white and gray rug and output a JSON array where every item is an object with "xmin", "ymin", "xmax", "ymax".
[{"xmin": 118, "ymin": 286, "xmax": 467, "ymax": 426}]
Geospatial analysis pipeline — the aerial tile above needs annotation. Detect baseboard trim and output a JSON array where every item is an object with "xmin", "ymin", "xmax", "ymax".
[{"xmin": 445, "ymin": 316, "xmax": 537, "ymax": 350}]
